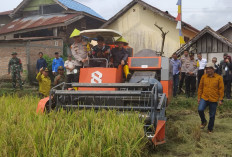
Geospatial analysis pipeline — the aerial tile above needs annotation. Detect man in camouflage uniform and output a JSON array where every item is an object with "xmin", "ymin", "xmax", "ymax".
[
  {"xmin": 54, "ymin": 66, "xmax": 67, "ymax": 90},
  {"xmin": 8, "ymin": 52, "xmax": 23, "ymax": 89}
]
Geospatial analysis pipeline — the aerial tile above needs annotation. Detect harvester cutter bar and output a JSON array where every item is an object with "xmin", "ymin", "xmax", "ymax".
[
  {"xmin": 55, "ymin": 90, "xmax": 142, "ymax": 96},
  {"xmin": 63, "ymin": 105, "xmax": 152, "ymax": 112},
  {"xmin": 71, "ymin": 83, "xmax": 151, "ymax": 88}
]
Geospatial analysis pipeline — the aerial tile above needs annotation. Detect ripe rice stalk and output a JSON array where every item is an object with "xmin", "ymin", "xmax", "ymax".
[{"xmin": 0, "ymin": 95, "xmax": 148, "ymax": 157}]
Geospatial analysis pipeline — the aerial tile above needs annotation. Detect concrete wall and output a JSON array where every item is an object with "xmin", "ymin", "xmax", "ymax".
[
  {"xmin": 0, "ymin": 39, "xmax": 63, "ymax": 81},
  {"xmin": 104, "ymin": 3, "xmax": 197, "ymax": 57}
]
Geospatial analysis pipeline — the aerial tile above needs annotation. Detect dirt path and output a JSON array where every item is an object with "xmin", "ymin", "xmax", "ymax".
[{"xmin": 151, "ymin": 96, "xmax": 232, "ymax": 157}]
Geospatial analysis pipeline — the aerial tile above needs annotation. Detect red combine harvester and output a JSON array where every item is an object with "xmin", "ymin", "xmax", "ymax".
[{"xmin": 37, "ymin": 29, "xmax": 173, "ymax": 146}]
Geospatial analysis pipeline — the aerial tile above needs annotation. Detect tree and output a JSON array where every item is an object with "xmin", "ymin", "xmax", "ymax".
[{"xmin": 154, "ymin": 23, "xmax": 169, "ymax": 56}]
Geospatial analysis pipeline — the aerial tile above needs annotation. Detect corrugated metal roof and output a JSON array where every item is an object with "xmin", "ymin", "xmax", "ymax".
[
  {"xmin": 58, "ymin": 0, "xmax": 104, "ymax": 19},
  {"xmin": 0, "ymin": 10, "xmax": 12, "ymax": 16},
  {"xmin": 0, "ymin": 14, "xmax": 80, "ymax": 35}
]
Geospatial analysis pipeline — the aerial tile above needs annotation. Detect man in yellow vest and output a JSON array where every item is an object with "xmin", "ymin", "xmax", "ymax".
[
  {"xmin": 36, "ymin": 67, "xmax": 51, "ymax": 98},
  {"xmin": 111, "ymin": 37, "xmax": 131, "ymax": 80}
]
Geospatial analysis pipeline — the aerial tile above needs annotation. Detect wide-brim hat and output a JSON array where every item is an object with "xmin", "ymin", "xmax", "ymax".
[
  {"xmin": 70, "ymin": 29, "xmax": 81, "ymax": 38},
  {"xmin": 11, "ymin": 52, "xmax": 17, "ymax": 55},
  {"xmin": 58, "ymin": 66, "xmax": 64, "ymax": 70},
  {"xmin": 205, "ymin": 63, "xmax": 216, "ymax": 70},
  {"xmin": 115, "ymin": 37, "xmax": 128, "ymax": 46}
]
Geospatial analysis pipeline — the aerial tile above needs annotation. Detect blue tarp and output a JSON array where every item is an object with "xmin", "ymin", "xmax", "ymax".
[{"xmin": 58, "ymin": 0, "xmax": 104, "ymax": 19}]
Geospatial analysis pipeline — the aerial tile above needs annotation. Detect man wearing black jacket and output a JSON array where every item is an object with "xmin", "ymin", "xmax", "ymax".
[{"xmin": 219, "ymin": 55, "xmax": 232, "ymax": 99}]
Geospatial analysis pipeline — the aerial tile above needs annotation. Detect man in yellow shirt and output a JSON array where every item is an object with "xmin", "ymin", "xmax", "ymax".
[
  {"xmin": 198, "ymin": 63, "xmax": 224, "ymax": 133},
  {"xmin": 36, "ymin": 67, "xmax": 51, "ymax": 97}
]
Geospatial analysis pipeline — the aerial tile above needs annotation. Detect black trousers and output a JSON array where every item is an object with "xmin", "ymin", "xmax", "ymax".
[
  {"xmin": 185, "ymin": 75, "xmax": 196, "ymax": 95},
  {"xmin": 67, "ymin": 74, "xmax": 75, "ymax": 87},
  {"xmin": 179, "ymin": 72, "xmax": 186, "ymax": 91},
  {"xmin": 198, "ymin": 69, "xmax": 204, "ymax": 86},
  {"xmin": 224, "ymin": 79, "xmax": 231, "ymax": 99}
]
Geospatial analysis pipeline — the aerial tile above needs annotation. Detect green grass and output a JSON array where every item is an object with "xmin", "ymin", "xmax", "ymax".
[
  {"xmin": 0, "ymin": 95, "xmax": 148, "ymax": 157},
  {"xmin": 0, "ymin": 82, "xmax": 38, "ymax": 96}
]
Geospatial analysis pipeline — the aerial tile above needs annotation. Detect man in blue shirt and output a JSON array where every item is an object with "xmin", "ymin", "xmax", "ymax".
[
  {"xmin": 170, "ymin": 53, "xmax": 181, "ymax": 97},
  {"xmin": 52, "ymin": 52, "xmax": 64, "ymax": 76},
  {"xmin": 36, "ymin": 52, "xmax": 47, "ymax": 73}
]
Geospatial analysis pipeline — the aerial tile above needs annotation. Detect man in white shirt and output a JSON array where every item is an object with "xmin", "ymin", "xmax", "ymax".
[
  {"xmin": 197, "ymin": 53, "xmax": 207, "ymax": 86},
  {"xmin": 64, "ymin": 55, "xmax": 76, "ymax": 85}
]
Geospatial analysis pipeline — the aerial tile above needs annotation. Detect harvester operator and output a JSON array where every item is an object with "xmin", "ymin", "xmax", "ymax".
[
  {"xmin": 36, "ymin": 67, "xmax": 51, "ymax": 98},
  {"xmin": 111, "ymin": 37, "xmax": 131, "ymax": 80},
  {"xmin": 70, "ymin": 29, "xmax": 88, "ymax": 82},
  {"xmin": 89, "ymin": 35, "xmax": 111, "ymax": 67}
]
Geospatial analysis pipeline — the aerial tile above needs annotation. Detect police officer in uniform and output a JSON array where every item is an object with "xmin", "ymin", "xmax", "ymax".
[
  {"xmin": 178, "ymin": 50, "xmax": 190, "ymax": 94},
  {"xmin": 8, "ymin": 52, "xmax": 23, "ymax": 90},
  {"xmin": 185, "ymin": 53, "xmax": 197, "ymax": 97},
  {"xmin": 70, "ymin": 29, "xmax": 88, "ymax": 82}
]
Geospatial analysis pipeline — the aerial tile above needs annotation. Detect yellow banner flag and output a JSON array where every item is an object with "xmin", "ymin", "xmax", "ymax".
[
  {"xmin": 178, "ymin": 5, "xmax": 181, "ymax": 14},
  {"xmin": 179, "ymin": 36, "xmax": 185, "ymax": 44}
]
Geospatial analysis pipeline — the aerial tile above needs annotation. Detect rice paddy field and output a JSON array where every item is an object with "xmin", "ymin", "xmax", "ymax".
[{"xmin": 0, "ymin": 83, "xmax": 232, "ymax": 157}]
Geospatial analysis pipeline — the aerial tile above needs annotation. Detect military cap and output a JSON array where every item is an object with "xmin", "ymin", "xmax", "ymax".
[
  {"xmin": 58, "ymin": 66, "xmax": 64, "ymax": 70},
  {"xmin": 189, "ymin": 53, "xmax": 194, "ymax": 57},
  {"xmin": 11, "ymin": 52, "xmax": 17, "ymax": 55},
  {"xmin": 43, "ymin": 67, "xmax": 49, "ymax": 72}
]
